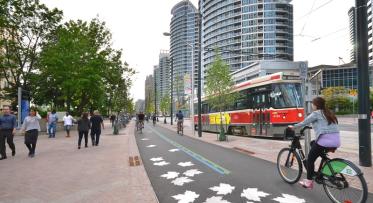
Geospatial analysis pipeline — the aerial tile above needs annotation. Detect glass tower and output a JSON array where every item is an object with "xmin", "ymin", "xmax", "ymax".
[
  {"xmin": 170, "ymin": 0, "xmax": 199, "ymax": 117},
  {"xmin": 199, "ymin": 0, "xmax": 294, "ymax": 72}
]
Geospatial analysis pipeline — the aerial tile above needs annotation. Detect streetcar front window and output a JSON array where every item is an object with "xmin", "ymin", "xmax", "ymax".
[{"xmin": 271, "ymin": 83, "xmax": 303, "ymax": 109}]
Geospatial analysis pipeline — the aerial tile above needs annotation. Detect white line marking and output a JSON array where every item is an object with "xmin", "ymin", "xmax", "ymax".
[
  {"xmin": 146, "ymin": 145, "xmax": 156, "ymax": 148},
  {"xmin": 169, "ymin": 148, "xmax": 180, "ymax": 152}
]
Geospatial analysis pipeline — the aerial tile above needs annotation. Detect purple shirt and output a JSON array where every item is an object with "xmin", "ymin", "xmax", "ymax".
[{"xmin": 317, "ymin": 132, "xmax": 341, "ymax": 148}]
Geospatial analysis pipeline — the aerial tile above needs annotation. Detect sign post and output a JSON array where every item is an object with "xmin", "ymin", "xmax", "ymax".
[{"xmin": 299, "ymin": 62, "xmax": 311, "ymax": 156}]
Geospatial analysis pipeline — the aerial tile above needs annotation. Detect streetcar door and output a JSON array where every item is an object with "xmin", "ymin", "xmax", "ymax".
[{"xmin": 253, "ymin": 93, "xmax": 269, "ymax": 136}]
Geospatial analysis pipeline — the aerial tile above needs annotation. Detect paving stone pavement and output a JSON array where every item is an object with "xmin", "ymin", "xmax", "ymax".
[
  {"xmin": 158, "ymin": 118, "xmax": 373, "ymax": 193},
  {"xmin": 0, "ymin": 120, "xmax": 158, "ymax": 203}
]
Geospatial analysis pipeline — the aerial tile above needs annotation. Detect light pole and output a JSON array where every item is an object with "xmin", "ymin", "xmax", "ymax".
[
  {"xmin": 197, "ymin": 7, "xmax": 202, "ymax": 137},
  {"xmin": 355, "ymin": 0, "xmax": 371, "ymax": 167}
]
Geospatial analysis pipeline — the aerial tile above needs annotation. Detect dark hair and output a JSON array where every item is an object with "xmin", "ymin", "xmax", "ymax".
[
  {"xmin": 312, "ymin": 97, "xmax": 338, "ymax": 125},
  {"xmin": 82, "ymin": 112, "xmax": 88, "ymax": 119},
  {"xmin": 52, "ymin": 109, "xmax": 56, "ymax": 114}
]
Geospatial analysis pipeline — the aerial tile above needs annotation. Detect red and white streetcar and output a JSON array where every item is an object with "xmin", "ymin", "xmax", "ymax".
[{"xmin": 194, "ymin": 72, "xmax": 305, "ymax": 139}]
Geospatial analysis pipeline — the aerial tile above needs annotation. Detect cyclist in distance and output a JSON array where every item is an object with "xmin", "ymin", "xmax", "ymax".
[
  {"xmin": 137, "ymin": 112, "xmax": 145, "ymax": 128},
  {"xmin": 288, "ymin": 97, "xmax": 340, "ymax": 189},
  {"xmin": 175, "ymin": 110, "xmax": 184, "ymax": 131}
]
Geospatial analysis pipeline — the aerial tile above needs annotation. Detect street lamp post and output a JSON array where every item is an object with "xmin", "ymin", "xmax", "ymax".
[
  {"xmin": 197, "ymin": 8, "xmax": 202, "ymax": 137},
  {"xmin": 355, "ymin": 0, "xmax": 371, "ymax": 167},
  {"xmin": 154, "ymin": 71, "xmax": 157, "ymax": 116}
]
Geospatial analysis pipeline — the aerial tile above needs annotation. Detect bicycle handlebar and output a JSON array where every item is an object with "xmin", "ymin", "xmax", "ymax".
[{"xmin": 300, "ymin": 126, "xmax": 312, "ymax": 135}]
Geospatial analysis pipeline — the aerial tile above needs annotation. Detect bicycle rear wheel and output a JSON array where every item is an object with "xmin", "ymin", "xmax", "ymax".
[
  {"xmin": 323, "ymin": 160, "xmax": 368, "ymax": 203},
  {"xmin": 277, "ymin": 148, "xmax": 302, "ymax": 184}
]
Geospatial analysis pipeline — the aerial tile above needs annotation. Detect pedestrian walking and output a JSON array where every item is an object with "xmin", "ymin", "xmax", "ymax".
[
  {"xmin": 77, "ymin": 112, "xmax": 90, "ymax": 149},
  {"xmin": 21, "ymin": 108, "xmax": 41, "ymax": 158},
  {"xmin": 48, "ymin": 110, "xmax": 58, "ymax": 138},
  {"xmin": 63, "ymin": 112, "xmax": 74, "ymax": 138},
  {"xmin": 110, "ymin": 114, "xmax": 116, "ymax": 128},
  {"xmin": 90, "ymin": 110, "xmax": 104, "ymax": 146},
  {"xmin": 0, "ymin": 105, "xmax": 17, "ymax": 160}
]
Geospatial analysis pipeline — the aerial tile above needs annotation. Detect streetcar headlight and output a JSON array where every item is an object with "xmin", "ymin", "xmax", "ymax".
[
  {"xmin": 282, "ymin": 115, "xmax": 286, "ymax": 119},
  {"xmin": 298, "ymin": 113, "xmax": 303, "ymax": 118}
]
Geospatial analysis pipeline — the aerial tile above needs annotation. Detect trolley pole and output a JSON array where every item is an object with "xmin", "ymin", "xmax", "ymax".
[{"xmin": 355, "ymin": 0, "xmax": 371, "ymax": 167}]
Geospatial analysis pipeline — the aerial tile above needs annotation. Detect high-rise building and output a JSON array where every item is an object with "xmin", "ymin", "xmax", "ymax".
[
  {"xmin": 144, "ymin": 75, "xmax": 155, "ymax": 114},
  {"xmin": 135, "ymin": 99, "xmax": 145, "ymax": 113},
  {"xmin": 348, "ymin": 7, "xmax": 356, "ymax": 63},
  {"xmin": 367, "ymin": 1, "xmax": 373, "ymax": 63},
  {"xmin": 153, "ymin": 65, "xmax": 160, "ymax": 113},
  {"xmin": 199, "ymin": 0, "xmax": 294, "ymax": 72},
  {"xmin": 350, "ymin": 1, "xmax": 373, "ymax": 64},
  {"xmin": 170, "ymin": 0, "xmax": 200, "ymax": 117},
  {"xmin": 158, "ymin": 50, "xmax": 171, "ymax": 99}
]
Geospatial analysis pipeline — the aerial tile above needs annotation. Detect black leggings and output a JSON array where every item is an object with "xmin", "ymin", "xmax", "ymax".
[
  {"xmin": 78, "ymin": 131, "xmax": 89, "ymax": 146},
  {"xmin": 25, "ymin": 130, "xmax": 38, "ymax": 155},
  {"xmin": 307, "ymin": 140, "xmax": 327, "ymax": 179}
]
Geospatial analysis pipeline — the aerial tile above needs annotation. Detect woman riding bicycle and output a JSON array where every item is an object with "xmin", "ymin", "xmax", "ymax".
[{"xmin": 289, "ymin": 97, "xmax": 340, "ymax": 189}]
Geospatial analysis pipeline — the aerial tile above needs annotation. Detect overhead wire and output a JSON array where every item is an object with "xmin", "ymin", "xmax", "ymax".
[{"xmin": 296, "ymin": 0, "xmax": 336, "ymax": 21}]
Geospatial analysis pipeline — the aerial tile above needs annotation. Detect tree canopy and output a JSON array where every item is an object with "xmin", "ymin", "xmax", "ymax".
[{"xmin": 0, "ymin": 0, "xmax": 135, "ymax": 115}]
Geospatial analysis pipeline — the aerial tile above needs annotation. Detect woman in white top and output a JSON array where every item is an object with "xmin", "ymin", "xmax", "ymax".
[
  {"xmin": 21, "ymin": 108, "xmax": 41, "ymax": 158},
  {"xmin": 63, "ymin": 112, "xmax": 74, "ymax": 138}
]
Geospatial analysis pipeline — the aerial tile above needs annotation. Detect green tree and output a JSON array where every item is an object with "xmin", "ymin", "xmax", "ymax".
[
  {"xmin": 321, "ymin": 87, "xmax": 352, "ymax": 114},
  {"xmin": 0, "ymin": 0, "xmax": 63, "ymax": 107},
  {"xmin": 36, "ymin": 18, "xmax": 134, "ymax": 115},
  {"xmin": 205, "ymin": 51, "xmax": 237, "ymax": 141},
  {"xmin": 160, "ymin": 92, "xmax": 170, "ymax": 123}
]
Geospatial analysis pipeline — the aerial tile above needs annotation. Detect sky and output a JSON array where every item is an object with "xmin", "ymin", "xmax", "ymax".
[{"xmin": 41, "ymin": 0, "xmax": 355, "ymax": 101}]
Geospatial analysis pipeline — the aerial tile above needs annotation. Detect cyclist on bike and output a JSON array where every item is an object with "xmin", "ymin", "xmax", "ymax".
[
  {"xmin": 175, "ymin": 110, "xmax": 184, "ymax": 131},
  {"xmin": 137, "ymin": 112, "xmax": 145, "ymax": 129},
  {"xmin": 289, "ymin": 97, "xmax": 340, "ymax": 189}
]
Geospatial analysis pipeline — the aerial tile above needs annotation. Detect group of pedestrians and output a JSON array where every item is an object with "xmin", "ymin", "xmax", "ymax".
[
  {"xmin": 0, "ymin": 107, "xmax": 105, "ymax": 160},
  {"xmin": 0, "ymin": 105, "xmax": 41, "ymax": 159}
]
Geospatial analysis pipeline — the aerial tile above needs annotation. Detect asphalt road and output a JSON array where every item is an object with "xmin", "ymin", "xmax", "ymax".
[{"xmin": 135, "ymin": 123, "xmax": 372, "ymax": 203}]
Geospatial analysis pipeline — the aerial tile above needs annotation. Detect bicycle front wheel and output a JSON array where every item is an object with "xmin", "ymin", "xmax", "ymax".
[
  {"xmin": 323, "ymin": 160, "xmax": 368, "ymax": 203},
  {"xmin": 277, "ymin": 148, "xmax": 302, "ymax": 184}
]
